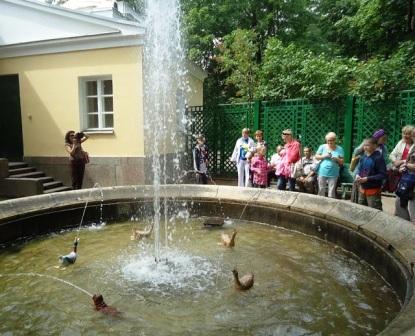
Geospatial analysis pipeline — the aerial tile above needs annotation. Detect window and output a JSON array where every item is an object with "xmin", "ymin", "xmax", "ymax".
[{"xmin": 80, "ymin": 76, "xmax": 113, "ymax": 130}]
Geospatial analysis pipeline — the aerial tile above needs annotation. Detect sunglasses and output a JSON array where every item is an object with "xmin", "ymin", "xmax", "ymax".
[{"xmin": 282, "ymin": 133, "xmax": 291, "ymax": 136}]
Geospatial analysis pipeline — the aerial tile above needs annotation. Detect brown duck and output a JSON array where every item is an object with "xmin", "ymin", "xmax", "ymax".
[
  {"xmin": 92, "ymin": 294, "xmax": 120, "ymax": 316},
  {"xmin": 232, "ymin": 269, "xmax": 254, "ymax": 291},
  {"xmin": 131, "ymin": 224, "xmax": 154, "ymax": 240},
  {"xmin": 221, "ymin": 230, "xmax": 237, "ymax": 247}
]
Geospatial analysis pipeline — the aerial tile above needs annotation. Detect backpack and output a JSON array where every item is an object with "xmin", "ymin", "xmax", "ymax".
[{"xmin": 396, "ymin": 171, "xmax": 415, "ymax": 207}]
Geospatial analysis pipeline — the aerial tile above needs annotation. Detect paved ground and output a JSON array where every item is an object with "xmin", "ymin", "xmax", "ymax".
[{"xmin": 382, "ymin": 195, "xmax": 395, "ymax": 216}]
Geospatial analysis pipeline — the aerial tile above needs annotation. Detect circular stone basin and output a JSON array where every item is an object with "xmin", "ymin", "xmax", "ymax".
[{"xmin": 0, "ymin": 185, "xmax": 414, "ymax": 335}]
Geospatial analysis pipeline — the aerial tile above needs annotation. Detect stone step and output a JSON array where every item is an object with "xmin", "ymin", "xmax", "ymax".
[
  {"xmin": 12, "ymin": 171, "xmax": 45, "ymax": 178},
  {"xmin": 9, "ymin": 167, "xmax": 36, "ymax": 175},
  {"xmin": 43, "ymin": 181, "xmax": 63, "ymax": 190},
  {"xmin": 8, "ymin": 161, "xmax": 28, "ymax": 169},
  {"xmin": 43, "ymin": 186, "xmax": 72, "ymax": 194},
  {"xmin": 33, "ymin": 176, "xmax": 54, "ymax": 184}
]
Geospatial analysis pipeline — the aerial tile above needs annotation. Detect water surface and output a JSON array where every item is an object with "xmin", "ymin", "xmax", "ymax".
[{"xmin": 0, "ymin": 219, "xmax": 400, "ymax": 335}]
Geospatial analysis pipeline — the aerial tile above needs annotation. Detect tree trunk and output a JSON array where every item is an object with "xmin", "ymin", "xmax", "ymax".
[{"xmin": 409, "ymin": 0, "xmax": 414, "ymax": 32}]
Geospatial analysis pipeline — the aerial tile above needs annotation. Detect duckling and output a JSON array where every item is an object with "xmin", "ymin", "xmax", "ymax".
[
  {"xmin": 130, "ymin": 224, "xmax": 153, "ymax": 241},
  {"xmin": 92, "ymin": 294, "xmax": 120, "ymax": 316},
  {"xmin": 232, "ymin": 268, "xmax": 254, "ymax": 291},
  {"xmin": 221, "ymin": 230, "xmax": 237, "ymax": 247},
  {"xmin": 59, "ymin": 237, "xmax": 79, "ymax": 266}
]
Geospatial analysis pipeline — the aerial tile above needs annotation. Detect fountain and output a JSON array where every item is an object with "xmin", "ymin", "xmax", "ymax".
[
  {"xmin": 143, "ymin": 0, "xmax": 188, "ymax": 263},
  {"xmin": 1, "ymin": 0, "xmax": 415, "ymax": 334},
  {"xmin": 1, "ymin": 185, "xmax": 415, "ymax": 335}
]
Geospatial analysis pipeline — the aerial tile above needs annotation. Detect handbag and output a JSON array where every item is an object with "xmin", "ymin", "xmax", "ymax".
[
  {"xmin": 396, "ymin": 171, "xmax": 415, "ymax": 207},
  {"xmin": 72, "ymin": 147, "xmax": 89, "ymax": 164},
  {"xmin": 83, "ymin": 151, "xmax": 90, "ymax": 164},
  {"xmin": 384, "ymin": 169, "xmax": 400, "ymax": 193}
]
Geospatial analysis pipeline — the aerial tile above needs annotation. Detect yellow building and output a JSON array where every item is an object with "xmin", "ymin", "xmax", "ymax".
[{"xmin": 0, "ymin": 0, "xmax": 206, "ymax": 189}]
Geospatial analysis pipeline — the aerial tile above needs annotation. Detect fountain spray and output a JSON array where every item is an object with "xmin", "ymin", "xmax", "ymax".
[{"xmin": 143, "ymin": 0, "xmax": 189, "ymax": 262}]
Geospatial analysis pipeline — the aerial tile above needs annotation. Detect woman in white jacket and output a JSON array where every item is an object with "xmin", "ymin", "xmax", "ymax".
[
  {"xmin": 230, "ymin": 128, "xmax": 255, "ymax": 187},
  {"xmin": 390, "ymin": 125, "xmax": 415, "ymax": 220},
  {"xmin": 389, "ymin": 125, "xmax": 415, "ymax": 169}
]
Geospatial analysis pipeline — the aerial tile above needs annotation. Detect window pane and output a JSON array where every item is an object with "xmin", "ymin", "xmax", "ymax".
[
  {"xmin": 86, "ymin": 81, "xmax": 97, "ymax": 95},
  {"xmin": 104, "ymin": 114, "xmax": 113, "ymax": 128},
  {"xmin": 87, "ymin": 98, "xmax": 98, "ymax": 112},
  {"xmin": 104, "ymin": 97, "xmax": 113, "ymax": 112},
  {"xmin": 87, "ymin": 114, "xmax": 99, "ymax": 128},
  {"xmin": 102, "ymin": 80, "xmax": 113, "ymax": 94}
]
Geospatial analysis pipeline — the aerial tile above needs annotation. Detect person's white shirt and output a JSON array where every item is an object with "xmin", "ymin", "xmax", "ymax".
[{"xmin": 270, "ymin": 153, "xmax": 281, "ymax": 167}]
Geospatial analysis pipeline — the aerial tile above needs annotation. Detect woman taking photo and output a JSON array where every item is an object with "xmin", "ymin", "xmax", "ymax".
[{"xmin": 65, "ymin": 130, "xmax": 89, "ymax": 190}]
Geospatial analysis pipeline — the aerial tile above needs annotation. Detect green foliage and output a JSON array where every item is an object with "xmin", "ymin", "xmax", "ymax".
[
  {"xmin": 315, "ymin": 0, "xmax": 411, "ymax": 58},
  {"xmin": 179, "ymin": 0, "xmax": 415, "ymax": 103},
  {"xmin": 351, "ymin": 42, "xmax": 415, "ymax": 101},
  {"xmin": 257, "ymin": 38, "xmax": 351, "ymax": 100},
  {"xmin": 217, "ymin": 29, "xmax": 259, "ymax": 101}
]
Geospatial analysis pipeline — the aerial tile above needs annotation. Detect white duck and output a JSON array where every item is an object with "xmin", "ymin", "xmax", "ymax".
[{"xmin": 59, "ymin": 237, "xmax": 79, "ymax": 265}]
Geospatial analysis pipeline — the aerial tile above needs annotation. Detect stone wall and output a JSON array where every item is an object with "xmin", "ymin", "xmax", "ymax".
[{"xmin": 25, "ymin": 156, "xmax": 146, "ymax": 188}]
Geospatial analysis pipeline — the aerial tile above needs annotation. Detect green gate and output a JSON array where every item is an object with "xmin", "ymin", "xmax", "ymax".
[{"xmin": 261, "ymin": 98, "xmax": 347, "ymax": 160}]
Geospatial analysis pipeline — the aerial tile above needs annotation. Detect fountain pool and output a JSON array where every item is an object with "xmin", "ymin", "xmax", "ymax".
[{"xmin": 0, "ymin": 185, "xmax": 414, "ymax": 335}]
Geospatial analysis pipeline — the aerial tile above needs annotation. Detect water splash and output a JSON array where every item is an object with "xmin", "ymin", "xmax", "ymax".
[
  {"xmin": 78, "ymin": 182, "xmax": 104, "ymax": 232},
  {"xmin": 144, "ymin": 0, "xmax": 188, "ymax": 262},
  {"xmin": 120, "ymin": 248, "xmax": 220, "ymax": 293}
]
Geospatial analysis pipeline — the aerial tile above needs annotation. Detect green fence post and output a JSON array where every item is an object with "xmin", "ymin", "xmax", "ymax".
[
  {"xmin": 343, "ymin": 96, "xmax": 354, "ymax": 163},
  {"xmin": 253, "ymin": 100, "xmax": 260, "ymax": 131}
]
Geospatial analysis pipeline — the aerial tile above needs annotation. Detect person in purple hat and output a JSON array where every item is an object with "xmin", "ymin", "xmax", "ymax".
[
  {"xmin": 352, "ymin": 129, "xmax": 389, "ymax": 165},
  {"xmin": 372, "ymin": 129, "xmax": 388, "ymax": 160}
]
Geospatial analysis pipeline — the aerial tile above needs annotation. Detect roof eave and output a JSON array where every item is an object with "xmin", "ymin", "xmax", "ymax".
[{"xmin": 0, "ymin": 32, "xmax": 144, "ymax": 59}]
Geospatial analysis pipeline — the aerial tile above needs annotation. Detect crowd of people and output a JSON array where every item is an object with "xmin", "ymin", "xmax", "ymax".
[{"xmin": 193, "ymin": 125, "xmax": 415, "ymax": 224}]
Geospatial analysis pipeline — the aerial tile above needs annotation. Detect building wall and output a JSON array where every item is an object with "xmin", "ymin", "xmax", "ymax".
[
  {"xmin": 0, "ymin": 46, "xmax": 144, "ymax": 158},
  {"xmin": 0, "ymin": 46, "xmax": 205, "ymax": 188},
  {"xmin": 187, "ymin": 73, "xmax": 204, "ymax": 106},
  {"xmin": 0, "ymin": 46, "xmax": 145, "ymax": 187}
]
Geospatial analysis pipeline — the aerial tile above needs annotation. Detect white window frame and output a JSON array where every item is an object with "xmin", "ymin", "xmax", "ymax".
[{"xmin": 79, "ymin": 76, "xmax": 114, "ymax": 132}]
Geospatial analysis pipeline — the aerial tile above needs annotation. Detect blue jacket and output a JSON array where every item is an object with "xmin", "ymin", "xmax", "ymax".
[{"xmin": 357, "ymin": 151, "xmax": 386, "ymax": 189}]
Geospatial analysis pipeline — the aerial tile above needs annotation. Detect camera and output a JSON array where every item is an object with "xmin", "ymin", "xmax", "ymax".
[{"xmin": 74, "ymin": 132, "xmax": 84, "ymax": 140}]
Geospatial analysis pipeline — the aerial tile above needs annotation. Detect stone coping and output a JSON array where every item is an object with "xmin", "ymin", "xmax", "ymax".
[{"xmin": 0, "ymin": 184, "xmax": 415, "ymax": 335}]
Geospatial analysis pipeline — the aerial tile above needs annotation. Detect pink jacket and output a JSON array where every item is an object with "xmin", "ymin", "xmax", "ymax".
[
  {"xmin": 276, "ymin": 140, "xmax": 300, "ymax": 178},
  {"xmin": 251, "ymin": 156, "xmax": 269, "ymax": 186}
]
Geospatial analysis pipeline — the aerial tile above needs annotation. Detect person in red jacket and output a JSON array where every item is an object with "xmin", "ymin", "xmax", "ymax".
[{"xmin": 276, "ymin": 129, "xmax": 300, "ymax": 191}]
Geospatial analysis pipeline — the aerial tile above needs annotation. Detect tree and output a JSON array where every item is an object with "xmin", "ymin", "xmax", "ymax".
[
  {"xmin": 350, "ymin": 41, "xmax": 415, "ymax": 100},
  {"xmin": 180, "ymin": 0, "xmax": 415, "ymax": 103},
  {"xmin": 257, "ymin": 38, "xmax": 351, "ymax": 100},
  {"xmin": 216, "ymin": 29, "xmax": 259, "ymax": 101}
]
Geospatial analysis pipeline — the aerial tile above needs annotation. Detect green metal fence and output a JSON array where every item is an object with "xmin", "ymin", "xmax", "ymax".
[{"xmin": 187, "ymin": 90, "xmax": 415, "ymax": 177}]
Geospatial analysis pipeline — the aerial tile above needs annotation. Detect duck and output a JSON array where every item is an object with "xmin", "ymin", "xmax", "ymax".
[
  {"xmin": 221, "ymin": 230, "xmax": 237, "ymax": 247},
  {"xmin": 130, "ymin": 224, "xmax": 153, "ymax": 240},
  {"xmin": 92, "ymin": 294, "xmax": 120, "ymax": 316},
  {"xmin": 59, "ymin": 237, "xmax": 79, "ymax": 266},
  {"xmin": 232, "ymin": 268, "xmax": 254, "ymax": 291}
]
